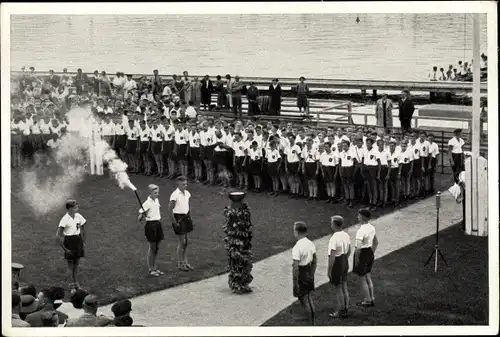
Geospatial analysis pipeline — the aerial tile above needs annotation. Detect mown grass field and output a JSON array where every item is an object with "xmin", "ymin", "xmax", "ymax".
[{"xmin": 10, "ymin": 169, "xmax": 454, "ymax": 305}]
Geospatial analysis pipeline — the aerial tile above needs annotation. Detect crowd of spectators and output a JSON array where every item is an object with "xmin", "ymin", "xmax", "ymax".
[
  {"xmin": 427, "ymin": 53, "xmax": 488, "ymax": 82},
  {"xmin": 12, "ymin": 281, "xmax": 137, "ymax": 327}
]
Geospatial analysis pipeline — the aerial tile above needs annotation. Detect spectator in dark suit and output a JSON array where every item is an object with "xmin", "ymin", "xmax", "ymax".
[
  {"xmin": 48, "ymin": 69, "xmax": 60, "ymax": 88},
  {"xmin": 269, "ymin": 79, "xmax": 282, "ymax": 116},
  {"xmin": 398, "ymin": 89, "xmax": 414, "ymax": 134},
  {"xmin": 246, "ymin": 82, "xmax": 259, "ymax": 116},
  {"xmin": 200, "ymin": 75, "xmax": 213, "ymax": 111}
]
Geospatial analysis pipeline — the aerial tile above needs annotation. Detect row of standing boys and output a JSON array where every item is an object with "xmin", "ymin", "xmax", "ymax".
[{"xmin": 89, "ymin": 111, "xmax": 446, "ymax": 210}]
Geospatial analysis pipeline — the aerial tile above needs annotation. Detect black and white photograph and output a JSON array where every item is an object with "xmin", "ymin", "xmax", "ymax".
[{"xmin": 1, "ymin": 2, "xmax": 498, "ymax": 336}]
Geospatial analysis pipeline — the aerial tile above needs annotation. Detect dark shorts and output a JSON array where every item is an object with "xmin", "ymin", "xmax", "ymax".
[
  {"xmin": 152, "ymin": 141, "xmax": 162, "ymax": 155},
  {"xmin": 379, "ymin": 166, "xmax": 389, "ymax": 182},
  {"xmin": 267, "ymin": 161, "xmax": 279, "ymax": 177},
  {"xmin": 126, "ymin": 139, "xmax": 137, "ymax": 154},
  {"xmin": 304, "ymin": 162, "xmax": 317, "ymax": 180},
  {"xmin": 353, "ymin": 247, "xmax": 374, "ymax": 276},
  {"xmin": 144, "ymin": 220, "xmax": 164, "ymax": 242},
  {"xmin": 234, "ymin": 156, "xmax": 245, "ymax": 173},
  {"xmin": 340, "ymin": 165, "xmax": 354, "ymax": 182},
  {"xmin": 163, "ymin": 140, "xmax": 174, "ymax": 156},
  {"xmin": 176, "ymin": 144, "xmax": 188, "ymax": 160},
  {"xmin": 139, "ymin": 141, "xmax": 149, "ymax": 154},
  {"xmin": 172, "ymin": 213, "xmax": 193, "ymax": 235},
  {"xmin": 389, "ymin": 167, "xmax": 399, "ymax": 181},
  {"xmin": 214, "ymin": 150, "xmax": 227, "ymax": 166},
  {"xmin": 63, "ymin": 235, "xmax": 84, "ymax": 260},
  {"xmin": 330, "ymin": 254, "xmax": 349, "ymax": 285},
  {"xmin": 287, "ymin": 162, "xmax": 300, "ymax": 175},
  {"xmin": 295, "ymin": 263, "xmax": 315, "ymax": 298},
  {"xmin": 401, "ymin": 162, "xmax": 411, "ymax": 178},
  {"xmin": 190, "ymin": 147, "xmax": 201, "ymax": 161},
  {"xmin": 429, "ymin": 157, "xmax": 437, "ymax": 174},
  {"xmin": 422, "ymin": 157, "xmax": 430, "ymax": 176},
  {"xmin": 115, "ymin": 135, "xmax": 127, "ymax": 149},
  {"xmin": 322, "ymin": 165, "xmax": 336, "ymax": 183},
  {"xmin": 297, "ymin": 95, "xmax": 308, "ymax": 108},
  {"xmin": 365, "ymin": 165, "xmax": 378, "ymax": 181},
  {"xmin": 412, "ymin": 160, "xmax": 422, "ymax": 178},
  {"xmin": 249, "ymin": 159, "xmax": 262, "ymax": 176}
]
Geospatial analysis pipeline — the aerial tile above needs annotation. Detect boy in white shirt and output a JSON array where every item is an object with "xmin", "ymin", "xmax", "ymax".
[
  {"xmin": 328, "ymin": 215, "xmax": 351, "ymax": 319},
  {"xmin": 448, "ymin": 129, "xmax": 465, "ymax": 183},
  {"xmin": 285, "ymin": 133, "xmax": 302, "ymax": 198},
  {"xmin": 319, "ymin": 141, "xmax": 339, "ymax": 203},
  {"xmin": 292, "ymin": 221, "xmax": 317, "ymax": 325},
  {"xmin": 427, "ymin": 133, "xmax": 440, "ymax": 194},
  {"xmin": 353, "ymin": 209, "xmax": 378, "ymax": 308}
]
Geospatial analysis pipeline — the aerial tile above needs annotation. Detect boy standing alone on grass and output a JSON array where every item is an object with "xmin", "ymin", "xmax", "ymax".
[
  {"xmin": 353, "ymin": 208, "xmax": 378, "ymax": 308},
  {"xmin": 56, "ymin": 200, "xmax": 86, "ymax": 293},
  {"xmin": 138, "ymin": 184, "xmax": 165, "ymax": 277},
  {"xmin": 292, "ymin": 221, "xmax": 317, "ymax": 325},
  {"xmin": 328, "ymin": 215, "xmax": 351, "ymax": 319}
]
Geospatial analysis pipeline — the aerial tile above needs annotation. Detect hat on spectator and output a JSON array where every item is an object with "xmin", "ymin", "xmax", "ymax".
[
  {"xmin": 111, "ymin": 299, "xmax": 132, "ymax": 317},
  {"xmin": 20, "ymin": 295, "xmax": 39, "ymax": 314},
  {"xmin": 70, "ymin": 288, "xmax": 89, "ymax": 309},
  {"xmin": 83, "ymin": 295, "xmax": 99, "ymax": 309},
  {"xmin": 358, "ymin": 208, "xmax": 371, "ymax": 219}
]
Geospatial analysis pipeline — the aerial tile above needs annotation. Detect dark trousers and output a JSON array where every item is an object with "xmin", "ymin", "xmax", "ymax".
[
  {"xmin": 232, "ymin": 96, "xmax": 242, "ymax": 116},
  {"xmin": 248, "ymin": 100, "xmax": 259, "ymax": 116},
  {"xmin": 400, "ymin": 118, "xmax": 411, "ymax": 134}
]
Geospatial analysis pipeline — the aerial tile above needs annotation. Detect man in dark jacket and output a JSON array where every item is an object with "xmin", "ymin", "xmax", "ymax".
[
  {"xmin": 200, "ymin": 75, "xmax": 213, "ymax": 111},
  {"xmin": 398, "ymin": 89, "xmax": 415, "ymax": 134},
  {"xmin": 246, "ymin": 82, "xmax": 259, "ymax": 116},
  {"xmin": 48, "ymin": 69, "xmax": 60, "ymax": 88}
]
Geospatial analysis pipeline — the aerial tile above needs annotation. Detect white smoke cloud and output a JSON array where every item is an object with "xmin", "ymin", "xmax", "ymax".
[{"xmin": 19, "ymin": 106, "xmax": 136, "ymax": 217}]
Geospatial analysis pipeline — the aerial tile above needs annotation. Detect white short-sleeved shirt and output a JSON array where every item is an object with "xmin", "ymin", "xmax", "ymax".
[
  {"xmin": 320, "ymin": 151, "xmax": 338, "ymax": 167},
  {"xmin": 225, "ymin": 133, "xmax": 234, "ymax": 149},
  {"xmin": 58, "ymin": 213, "xmax": 87, "ymax": 236},
  {"xmin": 126, "ymin": 125, "xmax": 139, "ymax": 140},
  {"xmin": 139, "ymin": 196, "xmax": 161, "ymax": 221},
  {"xmin": 31, "ymin": 123, "xmax": 41, "ymax": 134},
  {"xmin": 388, "ymin": 149, "xmax": 400, "ymax": 168},
  {"xmin": 340, "ymin": 149, "xmax": 354, "ymax": 167},
  {"xmin": 417, "ymin": 140, "xmax": 430, "ymax": 157},
  {"xmin": 266, "ymin": 148, "xmax": 281, "ymax": 163},
  {"xmin": 295, "ymin": 135, "xmax": 307, "ymax": 145},
  {"xmin": 175, "ymin": 129, "xmax": 189, "ymax": 145},
  {"xmin": 170, "ymin": 188, "xmax": 191, "ymax": 214},
  {"xmin": 40, "ymin": 122, "xmax": 51, "ymax": 134},
  {"xmin": 355, "ymin": 223, "xmax": 376, "ymax": 249},
  {"xmin": 328, "ymin": 231, "xmax": 351, "ymax": 257},
  {"xmin": 248, "ymin": 147, "xmax": 262, "ymax": 161},
  {"xmin": 185, "ymin": 106, "xmax": 197, "ymax": 119},
  {"xmin": 100, "ymin": 123, "xmax": 115, "ymax": 136},
  {"xmin": 352, "ymin": 146, "xmax": 366, "ymax": 164},
  {"xmin": 150, "ymin": 127, "xmax": 163, "ymax": 142},
  {"xmin": 232, "ymin": 141, "xmax": 247, "ymax": 157},
  {"xmin": 364, "ymin": 148, "xmax": 380, "ymax": 166},
  {"xmin": 214, "ymin": 134, "xmax": 227, "ymax": 152},
  {"xmin": 377, "ymin": 149, "xmax": 391, "ymax": 166},
  {"xmin": 448, "ymin": 137, "xmax": 464, "ymax": 154},
  {"xmin": 285, "ymin": 144, "xmax": 302, "ymax": 163},
  {"xmin": 189, "ymin": 132, "xmax": 200, "ymax": 148},
  {"xmin": 429, "ymin": 142, "xmax": 440, "ymax": 158},
  {"xmin": 302, "ymin": 147, "xmax": 319, "ymax": 163},
  {"xmin": 139, "ymin": 128, "xmax": 151, "ymax": 142},
  {"xmin": 292, "ymin": 237, "xmax": 316, "ymax": 266},
  {"xmin": 409, "ymin": 143, "xmax": 420, "ymax": 160},
  {"xmin": 398, "ymin": 148, "xmax": 414, "ymax": 164},
  {"xmin": 162, "ymin": 124, "xmax": 175, "ymax": 141}
]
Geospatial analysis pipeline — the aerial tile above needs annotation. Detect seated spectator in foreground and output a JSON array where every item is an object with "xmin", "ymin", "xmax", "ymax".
[
  {"xmin": 20, "ymin": 293, "xmax": 40, "ymax": 320},
  {"xmin": 65, "ymin": 295, "xmax": 112, "ymax": 327},
  {"xmin": 25, "ymin": 287, "xmax": 65, "ymax": 327},
  {"xmin": 12, "ymin": 292, "xmax": 31, "ymax": 327},
  {"xmin": 108, "ymin": 299, "xmax": 133, "ymax": 327},
  {"xmin": 41, "ymin": 311, "xmax": 60, "ymax": 327}
]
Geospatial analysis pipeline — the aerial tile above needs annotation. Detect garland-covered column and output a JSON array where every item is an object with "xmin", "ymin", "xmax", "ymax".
[{"xmin": 223, "ymin": 192, "xmax": 253, "ymax": 294}]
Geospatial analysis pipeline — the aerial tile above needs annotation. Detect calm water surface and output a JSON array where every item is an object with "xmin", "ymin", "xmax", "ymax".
[{"xmin": 10, "ymin": 14, "xmax": 487, "ymax": 81}]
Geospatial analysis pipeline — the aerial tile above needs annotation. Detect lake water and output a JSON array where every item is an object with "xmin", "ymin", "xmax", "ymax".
[{"xmin": 10, "ymin": 14, "xmax": 488, "ymax": 81}]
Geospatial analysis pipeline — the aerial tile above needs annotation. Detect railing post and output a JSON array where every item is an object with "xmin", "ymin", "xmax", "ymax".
[
  {"xmin": 440, "ymin": 130, "xmax": 444, "ymax": 174},
  {"xmin": 347, "ymin": 102, "xmax": 353, "ymax": 125}
]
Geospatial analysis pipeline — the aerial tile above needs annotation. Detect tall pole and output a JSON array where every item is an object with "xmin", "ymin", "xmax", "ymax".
[{"xmin": 471, "ymin": 14, "xmax": 481, "ymax": 232}]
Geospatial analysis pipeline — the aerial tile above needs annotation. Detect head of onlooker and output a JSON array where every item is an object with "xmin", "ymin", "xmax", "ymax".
[
  {"xmin": 70, "ymin": 288, "xmax": 89, "ymax": 309},
  {"xmin": 109, "ymin": 299, "xmax": 133, "ymax": 326},
  {"xmin": 41, "ymin": 311, "xmax": 59, "ymax": 327},
  {"xmin": 12, "ymin": 292, "xmax": 31, "ymax": 327}
]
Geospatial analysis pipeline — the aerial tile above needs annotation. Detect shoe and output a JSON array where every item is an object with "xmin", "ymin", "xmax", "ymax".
[
  {"xmin": 329, "ymin": 310, "xmax": 348, "ymax": 318},
  {"xmin": 149, "ymin": 270, "xmax": 161, "ymax": 277},
  {"xmin": 184, "ymin": 263, "xmax": 194, "ymax": 270},
  {"xmin": 154, "ymin": 270, "xmax": 165, "ymax": 275},
  {"xmin": 356, "ymin": 300, "xmax": 374, "ymax": 307},
  {"xmin": 178, "ymin": 264, "xmax": 189, "ymax": 271}
]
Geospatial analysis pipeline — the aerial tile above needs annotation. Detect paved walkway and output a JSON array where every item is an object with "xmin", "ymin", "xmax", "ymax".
[{"xmin": 59, "ymin": 192, "xmax": 461, "ymax": 326}]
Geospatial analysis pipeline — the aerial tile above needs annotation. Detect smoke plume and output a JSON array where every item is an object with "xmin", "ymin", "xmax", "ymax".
[{"xmin": 18, "ymin": 106, "xmax": 135, "ymax": 217}]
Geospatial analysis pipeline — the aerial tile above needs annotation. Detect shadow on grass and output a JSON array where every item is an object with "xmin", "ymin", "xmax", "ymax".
[
  {"xmin": 263, "ymin": 224, "xmax": 489, "ymax": 326},
  {"xmin": 11, "ymin": 169, "xmax": 456, "ymax": 306}
]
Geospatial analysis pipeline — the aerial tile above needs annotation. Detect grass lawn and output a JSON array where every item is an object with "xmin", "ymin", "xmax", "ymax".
[
  {"xmin": 263, "ymin": 224, "xmax": 489, "ymax": 326},
  {"xmin": 11, "ymin": 169, "xmax": 454, "ymax": 306}
]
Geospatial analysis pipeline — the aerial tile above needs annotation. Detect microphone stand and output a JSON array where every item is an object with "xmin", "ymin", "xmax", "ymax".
[{"xmin": 424, "ymin": 191, "xmax": 448, "ymax": 272}]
